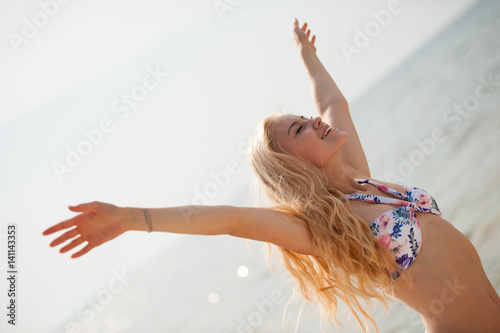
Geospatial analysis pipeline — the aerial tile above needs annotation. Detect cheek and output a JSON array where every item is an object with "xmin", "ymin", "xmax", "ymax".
[
  {"xmin": 287, "ymin": 144, "xmax": 311, "ymax": 163},
  {"xmin": 294, "ymin": 137, "xmax": 317, "ymax": 156},
  {"xmin": 296, "ymin": 144, "xmax": 324, "ymax": 166}
]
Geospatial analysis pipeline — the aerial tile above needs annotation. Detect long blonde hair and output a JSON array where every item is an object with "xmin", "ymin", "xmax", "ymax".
[{"xmin": 249, "ymin": 113, "xmax": 403, "ymax": 332}]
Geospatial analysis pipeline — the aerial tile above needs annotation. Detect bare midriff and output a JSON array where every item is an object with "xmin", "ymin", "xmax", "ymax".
[{"xmin": 393, "ymin": 214, "xmax": 500, "ymax": 333}]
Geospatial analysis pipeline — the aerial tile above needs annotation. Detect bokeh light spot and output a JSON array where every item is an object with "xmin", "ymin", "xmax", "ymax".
[
  {"xmin": 237, "ymin": 265, "xmax": 249, "ymax": 277},
  {"xmin": 208, "ymin": 292, "xmax": 219, "ymax": 303}
]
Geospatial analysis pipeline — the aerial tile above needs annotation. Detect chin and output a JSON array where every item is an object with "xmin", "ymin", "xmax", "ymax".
[{"xmin": 337, "ymin": 132, "xmax": 349, "ymax": 145}]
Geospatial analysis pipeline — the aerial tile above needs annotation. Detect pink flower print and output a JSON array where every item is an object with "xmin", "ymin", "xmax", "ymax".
[
  {"xmin": 379, "ymin": 234, "xmax": 392, "ymax": 249},
  {"xmin": 391, "ymin": 238, "xmax": 409, "ymax": 255},
  {"xmin": 378, "ymin": 214, "xmax": 395, "ymax": 231},
  {"xmin": 418, "ymin": 194, "xmax": 430, "ymax": 206},
  {"xmin": 379, "ymin": 185, "xmax": 389, "ymax": 192}
]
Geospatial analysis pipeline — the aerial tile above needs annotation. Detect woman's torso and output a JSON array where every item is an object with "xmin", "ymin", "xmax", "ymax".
[{"xmin": 345, "ymin": 177, "xmax": 500, "ymax": 332}]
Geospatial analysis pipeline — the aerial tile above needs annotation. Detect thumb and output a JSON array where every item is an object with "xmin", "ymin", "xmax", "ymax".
[{"xmin": 68, "ymin": 201, "xmax": 99, "ymax": 213}]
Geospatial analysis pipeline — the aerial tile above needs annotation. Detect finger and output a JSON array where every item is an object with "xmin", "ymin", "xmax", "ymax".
[
  {"xmin": 301, "ymin": 22, "xmax": 307, "ymax": 32},
  {"xmin": 42, "ymin": 218, "xmax": 76, "ymax": 236},
  {"xmin": 60, "ymin": 237, "xmax": 86, "ymax": 254},
  {"xmin": 293, "ymin": 18, "xmax": 298, "ymax": 28},
  {"xmin": 71, "ymin": 244, "xmax": 93, "ymax": 259},
  {"xmin": 50, "ymin": 228, "xmax": 79, "ymax": 247},
  {"xmin": 68, "ymin": 202, "xmax": 98, "ymax": 213},
  {"xmin": 306, "ymin": 29, "xmax": 311, "ymax": 38},
  {"xmin": 311, "ymin": 35, "xmax": 316, "ymax": 45},
  {"xmin": 49, "ymin": 228, "xmax": 79, "ymax": 247}
]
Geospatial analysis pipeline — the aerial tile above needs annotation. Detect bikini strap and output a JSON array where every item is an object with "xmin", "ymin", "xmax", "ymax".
[
  {"xmin": 346, "ymin": 179, "xmax": 415, "ymax": 207},
  {"xmin": 355, "ymin": 179, "xmax": 414, "ymax": 201}
]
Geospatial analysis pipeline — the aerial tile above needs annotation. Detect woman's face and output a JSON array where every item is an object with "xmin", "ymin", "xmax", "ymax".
[{"xmin": 272, "ymin": 114, "xmax": 347, "ymax": 168}]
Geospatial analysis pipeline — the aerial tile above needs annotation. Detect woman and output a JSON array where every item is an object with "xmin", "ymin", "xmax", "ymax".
[{"xmin": 43, "ymin": 19, "xmax": 500, "ymax": 332}]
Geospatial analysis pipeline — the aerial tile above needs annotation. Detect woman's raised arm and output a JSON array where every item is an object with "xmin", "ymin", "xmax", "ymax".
[
  {"xmin": 292, "ymin": 19, "xmax": 371, "ymax": 177},
  {"xmin": 43, "ymin": 202, "xmax": 317, "ymax": 258}
]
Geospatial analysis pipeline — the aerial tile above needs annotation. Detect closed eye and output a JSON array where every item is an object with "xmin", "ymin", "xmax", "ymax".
[{"xmin": 296, "ymin": 116, "xmax": 308, "ymax": 134}]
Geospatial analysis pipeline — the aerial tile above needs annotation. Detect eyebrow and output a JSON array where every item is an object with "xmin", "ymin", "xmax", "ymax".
[
  {"xmin": 287, "ymin": 116, "xmax": 307, "ymax": 136},
  {"xmin": 287, "ymin": 120, "xmax": 299, "ymax": 136}
]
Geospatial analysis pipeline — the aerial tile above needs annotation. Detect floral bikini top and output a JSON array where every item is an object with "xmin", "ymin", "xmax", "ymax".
[{"xmin": 347, "ymin": 179, "xmax": 441, "ymax": 274}]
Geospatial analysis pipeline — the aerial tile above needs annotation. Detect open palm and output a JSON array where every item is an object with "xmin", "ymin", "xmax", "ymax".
[
  {"xmin": 293, "ymin": 18, "xmax": 316, "ymax": 52},
  {"xmin": 43, "ymin": 201, "xmax": 127, "ymax": 258}
]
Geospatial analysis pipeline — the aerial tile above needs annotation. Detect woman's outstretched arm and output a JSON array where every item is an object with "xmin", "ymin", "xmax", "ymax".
[
  {"xmin": 292, "ymin": 19, "xmax": 348, "ymax": 116},
  {"xmin": 293, "ymin": 19, "xmax": 370, "ymax": 177},
  {"xmin": 43, "ymin": 202, "xmax": 317, "ymax": 258}
]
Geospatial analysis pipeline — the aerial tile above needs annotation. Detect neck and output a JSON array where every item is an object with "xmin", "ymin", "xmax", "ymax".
[{"xmin": 322, "ymin": 156, "xmax": 366, "ymax": 194}]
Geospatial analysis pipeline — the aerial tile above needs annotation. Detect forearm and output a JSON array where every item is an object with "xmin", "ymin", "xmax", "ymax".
[
  {"xmin": 298, "ymin": 46, "xmax": 348, "ymax": 112},
  {"xmin": 124, "ymin": 205, "xmax": 238, "ymax": 236}
]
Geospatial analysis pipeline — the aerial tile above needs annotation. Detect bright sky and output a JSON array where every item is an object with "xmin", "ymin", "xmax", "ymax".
[{"xmin": 0, "ymin": 0, "xmax": 478, "ymax": 332}]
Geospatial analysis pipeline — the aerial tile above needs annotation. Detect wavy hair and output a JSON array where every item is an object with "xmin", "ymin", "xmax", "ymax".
[{"xmin": 248, "ymin": 113, "xmax": 404, "ymax": 332}]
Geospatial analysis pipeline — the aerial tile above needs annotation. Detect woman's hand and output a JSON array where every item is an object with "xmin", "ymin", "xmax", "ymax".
[
  {"xmin": 43, "ymin": 201, "xmax": 129, "ymax": 258},
  {"xmin": 292, "ymin": 18, "xmax": 316, "ymax": 53}
]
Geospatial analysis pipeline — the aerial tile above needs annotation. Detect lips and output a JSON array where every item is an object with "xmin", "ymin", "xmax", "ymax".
[{"xmin": 321, "ymin": 125, "xmax": 333, "ymax": 139}]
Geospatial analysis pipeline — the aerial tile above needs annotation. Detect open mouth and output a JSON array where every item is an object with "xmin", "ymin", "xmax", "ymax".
[{"xmin": 322, "ymin": 126, "xmax": 333, "ymax": 139}]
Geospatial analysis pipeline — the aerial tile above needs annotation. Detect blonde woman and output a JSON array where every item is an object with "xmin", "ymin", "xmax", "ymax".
[{"xmin": 43, "ymin": 19, "xmax": 500, "ymax": 332}]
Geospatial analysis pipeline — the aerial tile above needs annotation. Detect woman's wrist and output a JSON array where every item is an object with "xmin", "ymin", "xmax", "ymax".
[
  {"xmin": 299, "ymin": 44, "xmax": 318, "ymax": 62},
  {"xmin": 121, "ymin": 207, "xmax": 149, "ymax": 232}
]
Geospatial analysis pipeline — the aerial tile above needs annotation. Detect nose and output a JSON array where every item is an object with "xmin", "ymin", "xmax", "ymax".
[{"xmin": 312, "ymin": 116, "xmax": 322, "ymax": 129}]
